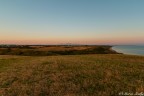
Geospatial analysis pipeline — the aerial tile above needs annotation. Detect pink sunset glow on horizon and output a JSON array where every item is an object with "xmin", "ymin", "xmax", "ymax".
[
  {"xmin": 0, "ymin": 37, "xmax": 143, "ymax": 45},
  {"xmin": 0, "ymin": 0, "xmax": 144, "ymax": 45}
]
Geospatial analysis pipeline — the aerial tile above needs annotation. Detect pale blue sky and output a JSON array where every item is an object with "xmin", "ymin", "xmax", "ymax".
[{"xmin": 0, "ymin": 0, "xmax": 144, "ymax": 45}]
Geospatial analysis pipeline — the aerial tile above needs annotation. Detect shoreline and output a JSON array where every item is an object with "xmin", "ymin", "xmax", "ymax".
[
  {"xmin": 109, "ymin": 46, "xmax": 123, "ymax": 54},
  {"xmin": 112, "ymin": 45, "xmax": 144, "ymax": 56}
]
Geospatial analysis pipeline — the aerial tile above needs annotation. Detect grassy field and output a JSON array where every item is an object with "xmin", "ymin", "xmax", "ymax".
[
  {"xmin": 0, "ymin": 45, "xmax": 118, "ymax": 56},
  {"xmin": 0, "ymin": 54, "xmax": 144, "ymax": 96}
]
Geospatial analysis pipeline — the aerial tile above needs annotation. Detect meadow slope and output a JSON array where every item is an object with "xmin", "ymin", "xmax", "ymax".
[{"xmin": 0, "ymin": 54, "xmax": 144, "ymax": 96}]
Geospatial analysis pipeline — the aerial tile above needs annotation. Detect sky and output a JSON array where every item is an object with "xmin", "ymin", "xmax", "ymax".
[{"xmin": 0, "ymin": 0, "xmax": 144, "ymax": 45}]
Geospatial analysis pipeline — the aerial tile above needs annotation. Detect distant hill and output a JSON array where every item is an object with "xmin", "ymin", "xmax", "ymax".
[{"xmin": 0, "ymin": 45, "xmax": 119, "ymax": 56}]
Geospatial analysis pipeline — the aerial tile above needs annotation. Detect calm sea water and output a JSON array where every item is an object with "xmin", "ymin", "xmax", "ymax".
[{"xmin": 112, "ymin": 45, "xmax": 144, "ymax": 56}]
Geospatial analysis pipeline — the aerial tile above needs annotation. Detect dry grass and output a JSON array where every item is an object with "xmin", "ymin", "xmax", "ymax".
[
  {"xmin": 0, "ymin": 45, "xmax": 118, "ymax": 56},
  {"xmin": 0, "ymin": 54, "xmax": 144, "ymax": 96},
  {"xmin": 36, "ymin": 46, "xmax": 92, "ymax": 51}
]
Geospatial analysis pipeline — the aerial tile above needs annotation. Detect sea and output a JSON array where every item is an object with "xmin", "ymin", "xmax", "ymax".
[{"xmin": 112, "ymin": 45, "xmax": 144, "ymax": 56}]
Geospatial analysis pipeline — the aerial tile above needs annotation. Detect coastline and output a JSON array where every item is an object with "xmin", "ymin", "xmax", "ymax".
[
  {"xmin": 112, "ymin": 45, "xmax": 144, "ymax": 56},
  {"xmin": 109, "ymin": 46, "xmax": 123, "ymax": 54}
]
